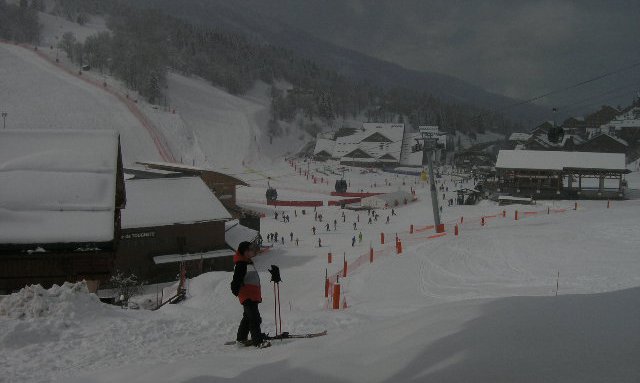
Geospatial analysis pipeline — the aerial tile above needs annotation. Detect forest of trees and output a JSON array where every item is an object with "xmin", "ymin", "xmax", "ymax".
[
  {"xmin": 18, "ymin": 0, "xmax": 522, "ymax": 135},
  {"xmin": 0, "ymin": 0, "xmax": 41, "ymax": 43}
]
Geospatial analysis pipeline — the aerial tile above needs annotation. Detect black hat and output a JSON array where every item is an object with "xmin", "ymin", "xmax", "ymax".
[{"xmin": 237, "ymin": 241, "xmax": 252, "ymax": 255}]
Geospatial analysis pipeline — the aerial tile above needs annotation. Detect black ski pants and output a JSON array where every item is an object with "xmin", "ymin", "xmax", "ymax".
[{"xmin": 237, "ymin": 300, "xmax": 263, "ymax": 342}]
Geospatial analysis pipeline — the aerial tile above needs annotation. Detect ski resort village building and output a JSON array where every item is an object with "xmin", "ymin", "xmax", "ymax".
[
  {"xmin": 495, "ymin": 150, "xmax": 629, "ymax": 200},
  {"xmin": 313, "ymin": 123, "xmax": 448, "ymax": 167},
  {"xmin": 136, "ymin": 161, "xmax": 259, "ymax": 230},
  {"xmin": 0, "ymin": 130, "xmax": 125, "ymax": 293},
  {"xmin": 116, "ymin": 177, "xmax": 234, "ymax": 283}
]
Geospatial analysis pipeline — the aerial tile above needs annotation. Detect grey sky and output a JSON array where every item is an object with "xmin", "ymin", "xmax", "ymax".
[{"xmin": 244, "ymin": 0, "xmax": 640, "ymax": 110}]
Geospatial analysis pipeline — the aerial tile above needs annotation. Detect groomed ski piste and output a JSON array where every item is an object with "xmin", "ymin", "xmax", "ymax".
[{"xmin": 1, "ymin": 14, "xmax": 640, "ymax": 382}]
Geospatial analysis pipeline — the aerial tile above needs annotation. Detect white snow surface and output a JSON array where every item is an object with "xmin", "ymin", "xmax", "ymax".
[
  {"xmin": 2, "ymin": 160, "xmax": 640, "ymax": 383},
  {"xmin": 1, "ymin": 14, "xmax": 639, "ymax": 382},
  {"xmin": 496, "ymin": 150, "xmax": 627, "ymax": 171},
  {"xmin": 0, "ymin": 43, "xmax": 162, "ymax": 165},
  {"xmin": 0, "ymin": 129, "xmax": 119, "ymax": 244},
  {"xmin": 121, "ymin": 177, "xmax": 231, "ymax": 229}
]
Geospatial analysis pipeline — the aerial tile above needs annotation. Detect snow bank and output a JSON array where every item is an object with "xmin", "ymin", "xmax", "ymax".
[{"xmin": 0, "ymin": 282, "xmax": 109, "ymax": 321}]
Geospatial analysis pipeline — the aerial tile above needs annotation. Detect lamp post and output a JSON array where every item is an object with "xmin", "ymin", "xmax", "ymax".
[{"xmin": 1, "ymin": 112, "xmax": 7, "ymax": 129}]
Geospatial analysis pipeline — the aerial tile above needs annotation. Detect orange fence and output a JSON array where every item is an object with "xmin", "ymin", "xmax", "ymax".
[{"xmin": 326, "ymin": 199, "xmax": 611, "ymax": 310}]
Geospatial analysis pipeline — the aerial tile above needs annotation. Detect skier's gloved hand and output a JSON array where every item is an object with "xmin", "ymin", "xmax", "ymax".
[
  {"xmin": 269, "ymin": 265, "xmax": 282, "ymax": 283},
  {"xmin": 230, "ymin": 281, "xmax": 240, "ymax": 296}
]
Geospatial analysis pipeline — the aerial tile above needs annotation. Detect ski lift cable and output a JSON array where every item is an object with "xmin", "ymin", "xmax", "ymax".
[{"xmin": 472, "ymin": 59, "xmax": 640, "ymax": 121}]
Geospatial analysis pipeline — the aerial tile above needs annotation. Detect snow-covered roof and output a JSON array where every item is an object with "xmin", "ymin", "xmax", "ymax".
[
  {"xmin": 509, "ymin": 132, "xmax": 532, "ymax": 141},
  {"xmin": 0, "ymin": 129, "xmax": 120, "ymax": 245},
  {"xmin": 153, "ymin": 249, "xmax": 234, "ymax": 265},
  {"xmin": 496, "ymin": 150, "xmax": 626, "ymax": 171},
  {"xmin": 313, "ymin": 138, "xmax": 336, "ymax": 156},
  {"xmin": 138, "ymin": 161, "xmax": 248, "ymax": 186},
  {"xmin": 122, "ymin": 177, "xmax": 231, "ymax": 229},
  {"xmin": 225, "ymin": 220, "xmax": 260, "ymax": 251},
  {"xmin": 331, "ymin": 123, "xmax": 404, "ymax": 161}
]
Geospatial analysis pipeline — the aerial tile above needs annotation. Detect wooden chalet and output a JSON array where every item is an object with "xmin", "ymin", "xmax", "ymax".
[
  {"xmin": 495, "ymin": 150, "xmax": 629, "ymax": 200},
  {"xmin": 136, "ymin": 161, "xmax": 260, "ymax": 231},
  {"xmin": 116, "ymin": 177, "xmax": 233, "ymax": 283},
  {"xmin": 0, "ymin": 130, "xmax": 125, "ymax": 293}
]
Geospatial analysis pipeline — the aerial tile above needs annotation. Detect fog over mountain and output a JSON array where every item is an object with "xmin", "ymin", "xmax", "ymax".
[{"xmin": 237, "ymin": 0, "xmax": 640, "ymax": 105}]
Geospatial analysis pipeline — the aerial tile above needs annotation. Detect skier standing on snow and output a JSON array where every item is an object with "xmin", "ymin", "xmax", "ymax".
[
  {"xmin": 231, "ymin": 242, "xmax": 269, "ymax": 348},
  {"xmin": 358, "ymin": 231, "xmax": 363, "ymax": 243},
  {"xmin": 351, "ymin": 236, "xmax": 356, "ymax": 247},
  {"xmin": 312, "ymin": 226, "xmax": 316, "ymax": 235},
  {"xmin": 290, "ymin": 232, "xmax": 294, "ymax": 241}
]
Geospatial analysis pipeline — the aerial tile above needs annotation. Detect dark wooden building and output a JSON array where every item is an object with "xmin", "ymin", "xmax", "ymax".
[
  {"xmin": 0, "ymin": 130, "xmax": 125, "ymax": 293},
  {"xmin": 115, "ymin": 177, "xmax": 233, "ymax": 283},
  {"xmin": 495, "ymin": 150, "xmax": 629, "ymax": 200},
  {"xmin": 580, "ymin": 133, "xmax": 628, "ymax": 155}
]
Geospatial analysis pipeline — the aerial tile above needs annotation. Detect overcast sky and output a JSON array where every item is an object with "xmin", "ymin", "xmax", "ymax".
[{"xmin": 245, "ymin": 0, "xmax": 640, "ymax": 110}]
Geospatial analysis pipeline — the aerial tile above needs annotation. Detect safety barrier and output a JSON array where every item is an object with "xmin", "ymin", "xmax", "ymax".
[
  {"xmin": 267, "ymin": 200, "xmax": 323, "ymax": 207},
  {"xmin": 326, "ymin": 199, "xmax": 613, "ymax": 310},
  {"xmin": 330, "ymin": 192, "xmax": 383, "ymax": 197}
]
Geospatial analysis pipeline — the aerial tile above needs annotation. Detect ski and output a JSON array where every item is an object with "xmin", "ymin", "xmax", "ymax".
[
  {"xmin": 267, "ymin": 330, "xmax": 327, "ymax": 340},
  {"xmin": 224, "ymin": 330, "xmax": 327, "ymax": 345}
]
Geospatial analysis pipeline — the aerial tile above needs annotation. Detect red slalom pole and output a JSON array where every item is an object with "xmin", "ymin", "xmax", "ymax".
[{"xmin": 277, "ymin": 283, "xmax": 282, "ymax": 336}]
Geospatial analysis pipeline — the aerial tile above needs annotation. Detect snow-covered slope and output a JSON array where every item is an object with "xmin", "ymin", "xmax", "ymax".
[
  {"xmin": 2, "ymin": 161, "xmax": 640, "ymax": 382},
  {"xmin": 0, "ymin": 43, "xmax": 162, "ymax": 165},
  {"xmin": 165, "ymin": 73, "xmax": 308, "ymax": 173}
]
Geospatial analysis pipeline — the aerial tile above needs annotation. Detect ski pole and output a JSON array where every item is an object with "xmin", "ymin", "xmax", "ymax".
[
  {"xmin": 277, "ymin": 283, "xmax": 282, "ymax": 337},
  {"xmin": 273, "ymin": 282, "xmax": 278, "ymax": 337}
]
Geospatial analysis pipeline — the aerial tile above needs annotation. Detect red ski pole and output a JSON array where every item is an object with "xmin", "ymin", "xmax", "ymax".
[
  {"xmin": 273, "ymin": 282, "xmax": 278, "ymax": 337},
  {"xmin": 277, "ymin": 283, "xmax": 282, "ymax": 336}
]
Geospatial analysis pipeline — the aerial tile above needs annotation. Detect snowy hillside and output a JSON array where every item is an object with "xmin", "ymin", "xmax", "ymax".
[{"xmin": 0, "ymin": 43, "xmax": 162, "ymax": 165}]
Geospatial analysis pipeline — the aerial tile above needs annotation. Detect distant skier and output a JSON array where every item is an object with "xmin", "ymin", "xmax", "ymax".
[
  {"xmin": 275, "ymin": 212, "xmax": 279, "ymax": 220},
  {"xmin": 312, "ymin": 226, "xmax": 316, "ymax": 235},
  {"xmin": 358, "ymin": 231, "xmax": 363, "ymax": 243},
  {"xmin": 386, "ymin": 216, "xmax": 390, "ymax": 224},
  {"xmin": 351, "ymin": 236, "xmax": 356, "ymax": 247},
  {"xmin": 391, "ymin": 208, "xmax": 396, "ymax": 216},
  {"xmin": 295, "ymin": 237, "xmax": 299, "ymax": 246},
  {"xmin": 353, "ymin": 222, "xmax": 357, "ymax": 230},
  {"xmin": 290, "ymin": 232, "xmax": 294, "ymax": 241},
  {"xmin": 281, "ymin": 237, "xmax": 284, "ymax": 245},
  {"xmin": 318, "ymin": 238, "xmax": 322, "ymax": 247},
  {"xmin": 231, "ymin": 242, "xmax": 269, "ymax": 348},
  {"xmin": 334, "ymin": 219, "xmax": 337, "ymax": 230},
  {"xmin": 326, "ymin": 223, "xmax": 330, "ymax": 232}
]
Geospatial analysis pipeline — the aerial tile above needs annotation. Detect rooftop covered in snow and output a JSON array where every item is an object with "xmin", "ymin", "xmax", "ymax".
[
  {"xmin": 137, "ymin": 161, "xmax": 248, "ymax": 186},
  {"xmin": 0, "ymin": 129, "xmax": 123, "ymax": 246},
  {"xmin": 121, "ymin": 177, "xmax": 231, "ymax": 229},
  {"xmin": 496, "ymin": 150, "xmax": 627, "ymax": 171}
]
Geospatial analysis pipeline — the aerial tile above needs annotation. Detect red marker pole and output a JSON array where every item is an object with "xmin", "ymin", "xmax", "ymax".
[
  {"xmin": 515, "ymin": 210, "xmax": 519, "ymax": 220},
  {"xmin": 343, "ymin": 253, "xmax": 348, "ymax": 278},
  {"xmin": 455, "ymin": 224, "xmax": 459, "ymax": 236},
  {"xmin": 380, "ymin": 232, "xmax": 385, "ymax": 245},
  {"xmin": 332, "ymin": 284, "xmax": 341, "ymax": 310},
  {"xmin": 328, "ymin": 252, "xmax": 332, "ymax": 264}
]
